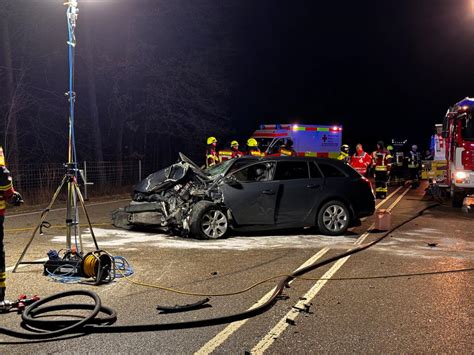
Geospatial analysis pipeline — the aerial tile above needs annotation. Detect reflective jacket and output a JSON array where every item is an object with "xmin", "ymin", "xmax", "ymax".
[
  {"xmin": 206, "ymin": 148, "xmax": 219, "ymax": 168},
  {"xmin": 406, "ymin": 150, "xmax": 421, "ymax": 169},
  {"xmin": 337, "ymin": 151, "xmax": 350, "ymax": 164},
  {"xmin": 350, "ymin": 151, "xmax": 372, "ymax": 174},
  {"xmin": 0, "ymin": 166, "xmax": 15, "ymax": 216},
  {"xmin": 372, "ymin": 150, "xmax": 393, "ymax": 172}
]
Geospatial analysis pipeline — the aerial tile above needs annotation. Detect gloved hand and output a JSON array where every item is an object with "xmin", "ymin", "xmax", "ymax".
[{"xmin": 9, "ymin": 191, "xmax": 24, "ymax": 206}]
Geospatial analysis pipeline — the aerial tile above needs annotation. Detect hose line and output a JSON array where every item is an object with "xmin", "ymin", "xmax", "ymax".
[{"xmin": 0, "ymin": 203, "xmax": 444, "ymax": 340}]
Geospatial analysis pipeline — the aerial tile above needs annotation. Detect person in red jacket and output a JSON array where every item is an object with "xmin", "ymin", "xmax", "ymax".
[
  {"xmin": 0, "ymin": 147, "xmax": 23, "ymax": 305},
  {"xmin": 230, "ymin": 140, "xmax": 243, "ymax": 159},
  {"xmin": 350, "ymin": 144, "xmax": 372, "ymax": 176}
]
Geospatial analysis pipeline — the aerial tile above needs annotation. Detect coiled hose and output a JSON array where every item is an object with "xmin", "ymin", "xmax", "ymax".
[{"xmin": 0, "ymin": 203, "xmax": 440, "ymax": 340}]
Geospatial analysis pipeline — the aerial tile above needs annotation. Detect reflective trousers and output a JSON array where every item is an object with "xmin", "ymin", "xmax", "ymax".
[
  {"xmin": 0, "ymin": 216, "xmax": 5, "ymax": 301},
  {"xmin": 374, "ymin": 170, "xmax": 389, "ymax": 199}
]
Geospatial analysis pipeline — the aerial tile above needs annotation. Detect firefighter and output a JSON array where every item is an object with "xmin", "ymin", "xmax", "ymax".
[
  {"xmin": 350, "ymin": 143, "xmax": 372, "ymax": 176},
  {"xmin": 372, "ymin": 141, "xmax": 392, "ymax": 199},
  {"xmin": 246, "ymin": 138, "xmax": 263, "ymax": 157},
  {"xmin": 406, "ymin": 144, "xmax": 421, "ymax": 189},
  {"xmin": 0, "ymin": 147, "xmax": 23, "ymax": 305},
  {"xmin": 205, "ymin": 136, "xmax": 219, "ymax": 168},
  {"xmin": 337, "ymin": 144, "xmax": 350, "ymax": 164},
  {"xmin": 230, "ymin": 140, "xmax": 243, "ymax": 159},
  {"xmin": 278, "ymin": 138, "xmax": 297, "ymax": 156}
]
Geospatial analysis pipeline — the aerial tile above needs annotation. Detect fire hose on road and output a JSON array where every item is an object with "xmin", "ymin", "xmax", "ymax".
[{"xmin": 4, "ymin": 202, "xmax": 470, "ymax": 341}]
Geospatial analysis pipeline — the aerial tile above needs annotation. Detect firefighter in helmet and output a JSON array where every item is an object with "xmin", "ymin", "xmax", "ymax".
[
  {"xmin": 230, "ymin": 140, "xmax": 243, "ymax": 159},
  {"xmin": 0, "ymin": 147, "xmax": 23, "ymax": 307},
  {"xmin": 206, "ymin": 136, "xmax": 219, "ymax": 168},
  {"xmin": 372, "ymin": 141, "xmax": 392, "ymax": 199},
  {"xmin": 406, "ymin": 144, "xmax": 421, "ymax": 189},
  {"xmin": 246, "ymin": 138, "xmax": 263, "ymax": 157},
  {"xmin": 337, "ymin": 144, "xmax": 350, "ymax": 164}
]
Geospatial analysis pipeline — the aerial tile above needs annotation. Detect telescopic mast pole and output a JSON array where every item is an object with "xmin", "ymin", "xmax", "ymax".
[{"xmin": 65, "ymin": 0, "xmax": 81, "ymax": 253}]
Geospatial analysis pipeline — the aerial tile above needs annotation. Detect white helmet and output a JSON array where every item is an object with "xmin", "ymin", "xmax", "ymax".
[{"xmin": 412, "ymin": 144, "xmax": 418, "ymax": 151}]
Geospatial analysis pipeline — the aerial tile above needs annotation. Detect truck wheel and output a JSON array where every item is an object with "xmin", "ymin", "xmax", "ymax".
[
  {"xmin": 190, "ymin": 201, "xmax": 228, "ymax": 239},
  {"xmin": 317, "ymin": 200, "xmax": 350, "ymax": 236}
]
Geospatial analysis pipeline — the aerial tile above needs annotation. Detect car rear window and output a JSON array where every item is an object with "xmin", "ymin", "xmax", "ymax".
[
  {"xmin": 317, "ymin": 163, "xmax": 347, "ymax": 178},
  {"xmin": 274, "ymin": 161, "xmax": 309, "ymax": 180}
]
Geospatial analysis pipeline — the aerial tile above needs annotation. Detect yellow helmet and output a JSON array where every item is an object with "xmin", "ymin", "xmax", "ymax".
[
  {"xmin": 247, "ymin": 138, "xmax": 258, "ymax": 147},
  {"xmin": 207, "ymin": 136, "xmax": 217, "ymax": 145},
  {"xmin": 231, "ymin": 140, "xmax": 239, "ymax": 147}
]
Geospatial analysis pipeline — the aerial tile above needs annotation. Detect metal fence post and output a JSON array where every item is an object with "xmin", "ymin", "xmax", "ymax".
[
  {"xmin": 138, "ymin": 160, "xmax": 142, "ymax": 182},
  {"xmin": 83, "ymin": 161, "xmax": 88, "ymax": 201}
]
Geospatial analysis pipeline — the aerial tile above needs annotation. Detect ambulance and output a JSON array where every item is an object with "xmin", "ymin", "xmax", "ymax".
[{"xmin": 251, "ymin": 124, "xmax": 343, "ymax": 158}]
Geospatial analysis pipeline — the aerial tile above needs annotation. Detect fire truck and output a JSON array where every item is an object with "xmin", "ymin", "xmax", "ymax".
[
  {"xmin": 251, "ymin": 124, "xmax": 342, "ymax": 158},
  {"xmin": 443, "ymin": 98, "xmax": 474, "ymax": 207}
]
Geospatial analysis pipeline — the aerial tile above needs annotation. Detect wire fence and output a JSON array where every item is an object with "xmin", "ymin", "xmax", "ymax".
[{"xmin": 9, "ymin": 161, "xmax": 143, "ymax": 205}]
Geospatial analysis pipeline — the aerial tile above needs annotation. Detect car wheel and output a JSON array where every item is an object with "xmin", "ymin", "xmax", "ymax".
[
  {"xmin": 190, "ymin": 201, "xmax": 228, "ymax": 239},
  {"xmin": 317, "ymin": 200, "xmax": 350, "ymax": 236}
]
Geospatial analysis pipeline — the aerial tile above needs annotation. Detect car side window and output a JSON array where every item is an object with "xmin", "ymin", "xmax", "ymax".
[
  {"xmin": 232, "ymin": 163, "xmax": 272, "ymax": 182},
  {"xmin": 274, "ymin": 161, "xmax": 309, "ymax": 180},
  {"xmin": 309, "ymin": 162, "xmax": 323, "ymax": 178},
  {"xmin": 317, "ymin": 163, "xmax": 347, "ymax": 178}
]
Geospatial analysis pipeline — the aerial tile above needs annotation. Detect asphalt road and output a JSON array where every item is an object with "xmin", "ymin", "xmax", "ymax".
[{"xmin": 0, "ymin": 185, "xmax": 472, "ymax": 354}]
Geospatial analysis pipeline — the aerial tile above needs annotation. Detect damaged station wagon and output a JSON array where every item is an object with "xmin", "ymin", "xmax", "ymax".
[{"xmin": 112, "ymin": 153, "xmax": 375, "ymax": 239}]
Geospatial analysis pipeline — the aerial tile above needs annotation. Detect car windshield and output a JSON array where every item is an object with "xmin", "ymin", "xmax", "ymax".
[{"xmin": 205, "ymin": 159, "xmax": 234, "ymax": 177}]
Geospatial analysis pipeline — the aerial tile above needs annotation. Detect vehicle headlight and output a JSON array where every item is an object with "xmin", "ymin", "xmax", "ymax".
[{"xmin": 455, "ymin": 171, "xmax": 468, "ymax": 180}]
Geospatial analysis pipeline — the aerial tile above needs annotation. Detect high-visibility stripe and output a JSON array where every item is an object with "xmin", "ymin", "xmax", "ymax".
[
  {"xmin": 0, "ymin": 201, "xmax": 5, "ymax": 209},
  {"xmin": 375, "ymin": 166, "xmax": 388, "ymax": 171},
  {"xmin": 0, "ymin": 183, "xmax": 12, "ymax": 191},
  {"xmin": 376, "ymin": 187, "xmax": 388, "ymax": 192},
  {"xmin": 0, "ymin": 272, "xmax": 5, "ymax": 277},
  {"xmin": 0, "ymin": 282, "xmax": 5, "ymax": 288}
]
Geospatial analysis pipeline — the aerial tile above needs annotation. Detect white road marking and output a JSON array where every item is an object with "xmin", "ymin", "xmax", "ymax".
[
  {"xmin": 6, "ymin": 198, "xmax": 130, "ymax": 218},
  {"xmin": 194, "ymin": 247, "xmax": 331, "ymax": 355},
  {"xmin": 250, "ymin": 187, "xmax": 411, "ymax": 354},
  {"xmin": 196, "ymin": 188, "xmax": 408, "ymax": 354}
]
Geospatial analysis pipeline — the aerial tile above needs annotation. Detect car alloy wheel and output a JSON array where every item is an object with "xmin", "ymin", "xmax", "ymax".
[
  {"xmin": 201, "ymin": 209, "xmax": 228, "ymax": 239},
  {"xmin": 322, "ymin": 204, "xmax": 349, "ymax": 233}
]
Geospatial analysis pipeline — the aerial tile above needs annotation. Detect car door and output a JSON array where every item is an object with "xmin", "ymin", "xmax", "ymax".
[
  {"xmin": 273, "ymin": 160, "xmax": 323, "ymax": 225},
  {"xmin": 220, "ymin": 162, "xmax": 279, "ymax": 225}
]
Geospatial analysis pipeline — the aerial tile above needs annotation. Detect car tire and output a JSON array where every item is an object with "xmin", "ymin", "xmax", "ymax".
[
  {"xmin": 317, "ymin": 200, "xmax": 350, "ymax": 236},
  {"xmin": 190, "ymin": 201, "xmax": 228, "ymax": 239}
]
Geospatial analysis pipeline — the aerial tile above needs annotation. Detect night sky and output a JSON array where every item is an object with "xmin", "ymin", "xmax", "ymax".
[{"xmin": 2, "ymin": 0, "xmax": 474, "ymax": 166}]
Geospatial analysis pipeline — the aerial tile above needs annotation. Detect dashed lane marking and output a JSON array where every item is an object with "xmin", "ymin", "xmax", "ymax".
[
  {"xmin": 196, "ymin": 188, "xmax": 408, "ymax": 354},
  {"xmin": 250, "ymin": 187, "xmax": 410, "ymax": 354}
]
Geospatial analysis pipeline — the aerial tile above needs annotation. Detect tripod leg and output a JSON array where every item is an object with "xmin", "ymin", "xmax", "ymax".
[
  {"xmin": 12, "ymin": 176, "xmax": 68, "ymax": 273},
  {"xmin": 73, "ymin": 181, "xmax": 99, "ymax": 251}
]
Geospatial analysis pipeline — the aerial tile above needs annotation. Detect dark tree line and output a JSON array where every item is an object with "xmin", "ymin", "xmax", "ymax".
[{"xmin": 0, "ymin": 0, "xmax": 243, "ymax": 171}]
